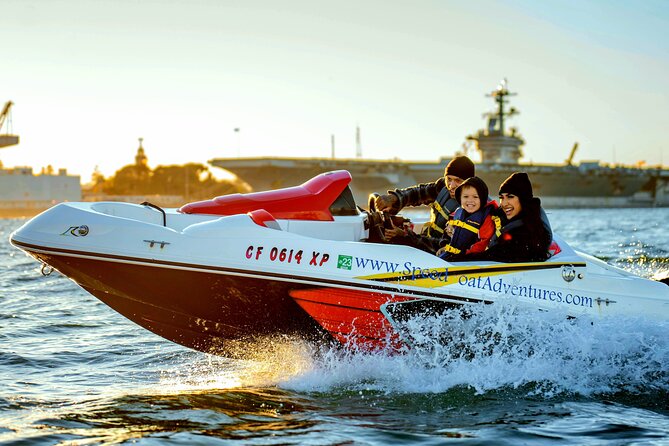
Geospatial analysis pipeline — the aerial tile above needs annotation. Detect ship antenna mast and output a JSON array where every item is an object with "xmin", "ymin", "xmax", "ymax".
[
  {"xmin": 485, "ymin": 78, "xmax": 518, "ymax": 135},
  {"xmin": 469, "ymin": 79, "xmax": 524, "ymax": 165}
]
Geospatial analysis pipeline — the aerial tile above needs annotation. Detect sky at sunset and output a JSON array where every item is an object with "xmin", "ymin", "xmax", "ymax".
[{"xmin": 2, "ymin": 0, "xmax": 668, "ymax": 181}]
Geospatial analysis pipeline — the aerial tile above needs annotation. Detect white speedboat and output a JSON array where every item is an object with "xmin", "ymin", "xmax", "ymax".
[{"xmin": 10, "ymin": 171, "xmax": 669, "ymax": 355}]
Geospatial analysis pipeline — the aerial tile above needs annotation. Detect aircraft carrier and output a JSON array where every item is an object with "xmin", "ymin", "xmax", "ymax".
[{"xmin": 211, "ymin": 81, "xmax": 669, "ymax": 208}]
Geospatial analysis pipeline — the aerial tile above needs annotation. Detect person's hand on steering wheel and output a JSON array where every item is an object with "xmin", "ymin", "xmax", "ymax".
[
  {"xmin": 374, "ymin": 194, "xmax": 398, "ymax": 213},
  {"xmin": 368, "ymin": 193, "xmax": 405, "ymax": 243},
  {"xmin": 384, "ymin": 218, "xmax": 406, "ymax": 240}
]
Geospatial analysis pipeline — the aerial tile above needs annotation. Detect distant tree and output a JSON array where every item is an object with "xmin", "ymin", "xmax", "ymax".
[
  {"xmin": 150, "ymin": 163, "xmax": 205, "ymax": 198},
  {"xmin": 102, "ymin": 163, "xmax": 151, "ymax": 195},
  {"xmin": 101, "ymin": 162, "xmax": 244, "ymax": 198}
]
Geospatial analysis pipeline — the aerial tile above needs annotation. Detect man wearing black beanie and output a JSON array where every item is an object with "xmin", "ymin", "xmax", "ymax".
[{"xmin": 373, "ymin": 155, "xmax": 475, "ymax": 253}]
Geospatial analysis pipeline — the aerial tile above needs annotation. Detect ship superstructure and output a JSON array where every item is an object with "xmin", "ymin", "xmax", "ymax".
[
  {"xmin": 209, "ymin": 82, "xmax": 669, "ymax": 208},
  {"xmin": 469, "ymin": 78, "xmax": 524, "ymax": 164}
]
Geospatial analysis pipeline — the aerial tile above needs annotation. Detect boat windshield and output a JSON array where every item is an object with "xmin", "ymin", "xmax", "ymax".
[{"xmin": 329, "ymin": 186, "xmax": 358, "ymax": 216}]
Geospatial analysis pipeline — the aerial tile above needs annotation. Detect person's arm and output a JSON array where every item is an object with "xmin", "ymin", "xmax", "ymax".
[
  {"xmin": 452, "ymin": 239, "xmax": 524, "ymax": 263},
  {"xmin": 539, "ymin": 204, "xmax": 553, "ymax": 241},
  {"xmin": 408, "ymin": 231, "xmax": 444, "ymax": 254},
  {"xmin": 465, "ymin": 215, "xmax": 495, "ymax": 254},
  {"xmin": 390, "ymin": 229, "xmax": 444, "ymax": 255},
  {"xmin": 388, "ymin": 177, "xmax": 446, "ymax": 210},
  {"xmin": 462, "ymin": 226, "xmax": 551, "ymax": 262}
]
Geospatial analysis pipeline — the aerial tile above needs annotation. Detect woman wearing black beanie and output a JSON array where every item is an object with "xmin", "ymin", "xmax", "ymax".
[{"xmin": 451, "ymin": 172, "xmax": 553, "ymax": 263}]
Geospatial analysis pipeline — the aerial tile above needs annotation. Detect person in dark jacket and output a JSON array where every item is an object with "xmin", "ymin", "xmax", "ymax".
[
  {"xmin": 376, "ymin": 156, "xmax": 476, "ymax": 253},
  {"xmin": 446, "ymin": 172, "xmax": 552, "ymax": 263}
]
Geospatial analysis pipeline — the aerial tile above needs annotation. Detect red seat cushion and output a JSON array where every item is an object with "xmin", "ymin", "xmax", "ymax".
[{"xmin": 179, "ymin": 170, "xmax": 352, "ymax": 221}]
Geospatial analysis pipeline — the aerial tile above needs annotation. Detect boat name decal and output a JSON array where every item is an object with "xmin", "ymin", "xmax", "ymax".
[
  {"xmin": 346, "ymin": 256, "xmax": 400, "ymax": 273},
  {"xmin": 61, "ymin": 225, "xmax": 89, "ymax": 237},
  {"xmin": 402, "ymin": 262, "xmax": 448, "ymax": 282},
  {"xmin": 246, "ymin": 245, "xmax": 330, "ymax": 267},
  {"xmin": 457, "ymin": 274, "xmax": 593, "ymax": 308},
  {"xmin": 340, "ymin": 255, "xmax": 448, "ymax": 281},
  {"xmin": 309, "ymin": 251, "xmax": 330, "ymax": 266}
]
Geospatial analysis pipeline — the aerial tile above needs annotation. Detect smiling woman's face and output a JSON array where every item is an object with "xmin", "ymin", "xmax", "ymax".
[{"xmin": 499, "ymin": 193, "xmax": 522, "ymax": 219}]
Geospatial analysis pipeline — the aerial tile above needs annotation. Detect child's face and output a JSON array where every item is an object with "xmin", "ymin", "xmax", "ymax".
[{"xmin": 459, "ymin": 186, "xmax": 481, "ymax": 213}]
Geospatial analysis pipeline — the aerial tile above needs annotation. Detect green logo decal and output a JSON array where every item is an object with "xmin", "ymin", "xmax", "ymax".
[{"xmin": 337, "ymin": 254, "xmax": 352, "ymax": 270}]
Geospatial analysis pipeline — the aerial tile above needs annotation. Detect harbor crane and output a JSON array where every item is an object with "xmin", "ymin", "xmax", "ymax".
[
  {"xmin": 566, "ymin": 142, "xmax": 579, "ymax": 166},
  {"xmin": 0, "ymin": 101, "xmax": 20, "ymax": 148}
]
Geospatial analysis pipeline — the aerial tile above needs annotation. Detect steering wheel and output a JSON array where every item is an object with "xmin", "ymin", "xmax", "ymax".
[
  {"xmin": 368, "ymin": 193, "xmax": 380, "ymax": 213},
  {"xmin": 367, "ymin": 193, "xmax": 388, "ymax": 242}
]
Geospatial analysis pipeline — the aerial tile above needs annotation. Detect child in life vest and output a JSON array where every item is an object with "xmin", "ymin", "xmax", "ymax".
[{"xmin": 437, "ymin": 176, "xmax": 498, "ymax": 259}]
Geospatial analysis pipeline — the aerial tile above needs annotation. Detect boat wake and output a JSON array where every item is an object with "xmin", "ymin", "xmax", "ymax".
[
  {"xmin": 280, "ymin": 304, "xmax": 669, "ymax": 397},
  {"xmin": 154, "ymin": 303, "xmax": 669, "ymax": 399}
]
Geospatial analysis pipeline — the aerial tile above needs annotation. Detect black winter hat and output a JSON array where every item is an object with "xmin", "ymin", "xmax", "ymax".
[
  {"xmin": 444, "ymin": 156, "xmax": 475, "ymax": 180},
  {"xmin": 455, "ymin": 176, "xmax": 489, "ymax": 209},
  {"xmin": 499, "ymin": 172, "xmax": 533, "ymax": 202}
]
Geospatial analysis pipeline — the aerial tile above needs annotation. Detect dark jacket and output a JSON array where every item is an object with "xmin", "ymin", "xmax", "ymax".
[
  {"xmin": 388, "ymin": 177, "xmax": 447, "ymax": 211},
  {"xmin": 451, "ymin": 198, "xmax": 552, "ymax": 263},
  {"xmin": 387, "ymin": 178, "xmax": 457, "ymax": 254}
]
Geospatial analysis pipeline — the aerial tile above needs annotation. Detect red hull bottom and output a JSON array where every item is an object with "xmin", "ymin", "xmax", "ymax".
[
  {"xmin": 291, "ymin": 288, "xmax": 415, "ymax": 352},
  {"xmin": 292, "ymin": 289, "xmax": 467, "ymax": 353}
]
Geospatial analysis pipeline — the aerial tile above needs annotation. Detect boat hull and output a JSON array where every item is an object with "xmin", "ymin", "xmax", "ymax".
[{"xmin": 20, "ymin": 243, "xmax": 328, "ymax": 356}]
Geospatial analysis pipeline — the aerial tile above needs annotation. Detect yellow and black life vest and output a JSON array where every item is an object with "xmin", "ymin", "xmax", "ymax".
[
  {"xmin": 441, "ymin": 205, "xmax": 493, "ymax": 255},
  {"xmin": 421, "ymin": 187, "xmax": 459, "ymax": 238}
]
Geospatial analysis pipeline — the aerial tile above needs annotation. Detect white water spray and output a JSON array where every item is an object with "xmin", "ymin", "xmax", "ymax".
[{"xmin": 283, "ymin": 304, "xmax": 669, "ymax": 397}]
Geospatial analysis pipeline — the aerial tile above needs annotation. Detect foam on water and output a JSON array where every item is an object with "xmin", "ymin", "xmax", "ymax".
[
  {"xmin": 280, "ymin": 304, "xmax": 669, "ymax": 397},
  {"xmin": 150, "ymin": 303, "xmax": 669, "ymax": 400},
  {"xmin": 156, "ymin": 337, "xmax": 319, "ymax": 392}
]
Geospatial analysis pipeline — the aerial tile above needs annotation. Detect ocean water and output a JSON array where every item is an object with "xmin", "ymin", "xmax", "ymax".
[{"xmin": 1, "ymin": 208, "xmax": 669, "ymax": 445}]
